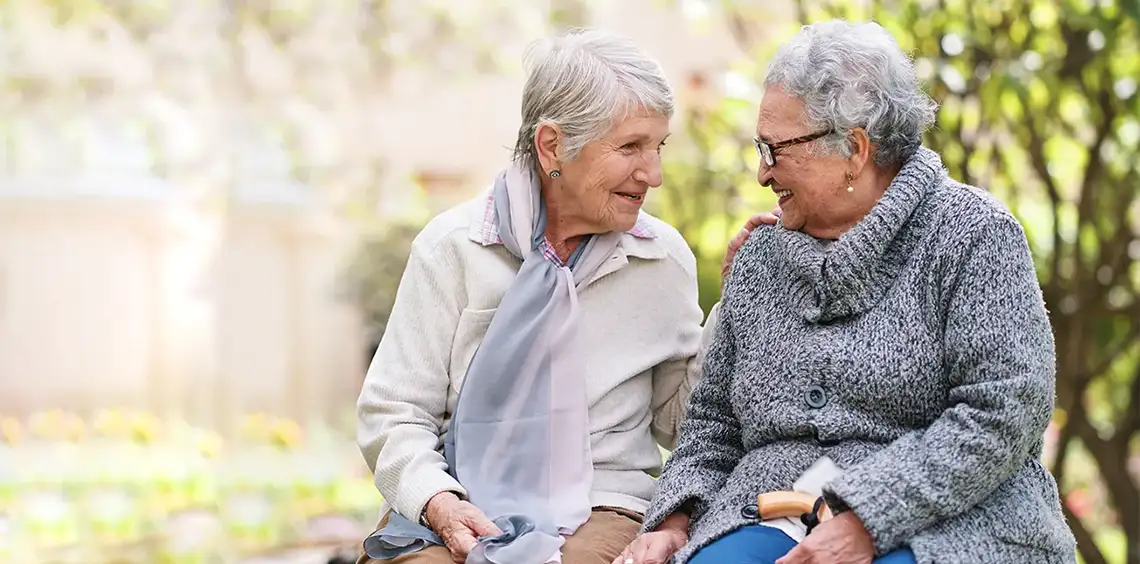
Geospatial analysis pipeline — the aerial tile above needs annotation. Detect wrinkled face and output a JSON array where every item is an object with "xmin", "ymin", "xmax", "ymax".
[
  {"xmin": 755, "ymin": 87, "xmax": 853, "ymax": 236},
  {"xmin": 555, "ymin": 110, "xmax": 670, "ymax": 233}
]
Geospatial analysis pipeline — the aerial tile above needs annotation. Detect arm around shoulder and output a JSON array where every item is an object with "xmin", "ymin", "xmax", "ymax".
[{"xmin": 357, "ymin": 231, "xmax": 469, "ymax": 521}]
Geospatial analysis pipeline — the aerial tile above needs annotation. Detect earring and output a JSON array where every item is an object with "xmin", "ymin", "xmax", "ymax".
[
  {"xmin": 549, "ymin": 170, "xmax": 561, "ymax": 178},
  {"xmin": 846, "ymin": 172, "xmax": 854, "ymax": 192}
]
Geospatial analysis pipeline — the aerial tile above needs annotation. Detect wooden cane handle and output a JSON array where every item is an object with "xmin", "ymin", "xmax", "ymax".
[{"xmin": 756, "ymin": 491, "xmax": 833, "ymax": 521}]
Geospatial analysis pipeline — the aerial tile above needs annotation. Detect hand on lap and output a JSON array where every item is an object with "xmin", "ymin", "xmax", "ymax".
[{"xmin": 775, "ymin": 512, "xmax": 875, "ymax": 564}]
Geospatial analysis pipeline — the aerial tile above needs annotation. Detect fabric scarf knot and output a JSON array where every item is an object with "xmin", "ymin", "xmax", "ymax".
[{"xmin": 365, "ymin": 163, "xmax": 620, "ymax": 563}]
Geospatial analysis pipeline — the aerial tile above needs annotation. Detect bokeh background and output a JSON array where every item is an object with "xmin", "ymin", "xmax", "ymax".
[{"xmin": 0, "ymin": 0, "xmax": 1137, "ymax": 563}]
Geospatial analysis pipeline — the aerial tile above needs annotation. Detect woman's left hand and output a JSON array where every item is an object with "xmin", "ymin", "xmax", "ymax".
[
  {"xmin": 722, "ymin": 208, "xmax": 781, "ymax": 283},
  {"xmin": 775, "ymin": 512, "xmax": 875, "ymax": 564}
]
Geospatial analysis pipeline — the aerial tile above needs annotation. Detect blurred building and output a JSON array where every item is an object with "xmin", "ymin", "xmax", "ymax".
[{"xmin": 0, "ymin": 0, "xmax": 791, "ymax": 434}]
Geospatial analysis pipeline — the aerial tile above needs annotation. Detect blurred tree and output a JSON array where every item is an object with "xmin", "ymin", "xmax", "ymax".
[
  {"xmin": 550, "ymin": 0, "xmax": 591, "ymax": 30},
  {"xmin": 341, "ymin": 220, "xmax": 426, "ymax": 363},
  {"xmin": 650, "ymin": 70, "xmax": 771, "ymax": 314},
  {"xmin": 208, "ymin": 1, "xmax": 547, "ymax": 352},
  {"xmin": 1, "ymin": 0, "xmax": 553, "ymax": 365},
  {"xmin": 686, "ymin": 0, "xmax": 1139, "ymax": 561}
]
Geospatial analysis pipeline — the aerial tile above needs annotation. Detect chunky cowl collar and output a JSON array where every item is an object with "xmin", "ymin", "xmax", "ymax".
[{"xmin": 773, "ymin": 147, "xmax": 946, "ymax": 323}]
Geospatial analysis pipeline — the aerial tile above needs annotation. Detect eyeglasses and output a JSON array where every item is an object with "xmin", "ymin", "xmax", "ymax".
[{"xmin": 754, "ymin": 129, "xmax": 834, "ymax": 167}]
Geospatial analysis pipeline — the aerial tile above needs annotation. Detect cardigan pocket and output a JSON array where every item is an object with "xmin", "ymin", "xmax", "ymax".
[{"xmin": 449, "ymin": 307, "xmax": 497, "ymax": 393}]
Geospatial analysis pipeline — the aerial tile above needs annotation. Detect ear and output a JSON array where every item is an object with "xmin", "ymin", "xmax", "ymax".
[
  {"xmin": 534, "ymin": 123, "xmax": 562, "ymax": 175},
  {"xmin": 847, "ymin": 127, "xmax": 872, "ymax": 176}
]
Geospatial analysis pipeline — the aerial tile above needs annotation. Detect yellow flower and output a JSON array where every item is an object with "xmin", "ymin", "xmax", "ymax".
[
  {"xmin": 196, "ymin": 431, "xmax": 224, "ymax": 458},
  {"xmin": 64, "ymin": 413, "xmax": 86, "ymax": 442},
  {"xmin": 0, "ymin": 417, "xmax": 21, "ymax": 444},
  {"xmin": 241, "ymin": 412, "xmax": 271, "ymax": 441},
  {"xmin": 29, "ymin": 409, "xmax": 83, "ymax": 440},
  {"xmin": 269, "ymin": 418, "xmax": 303, "ymax": 449},
  {"xmin": 130, "ymin": 412, "xmax": 162, "ymax": 443},
  {"xmin": 92, "ymin": 408, "xmax": 130, "ymax": 437}
]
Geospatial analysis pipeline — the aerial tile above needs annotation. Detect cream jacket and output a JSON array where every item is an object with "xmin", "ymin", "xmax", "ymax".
[{"xmin": 356, "ymin": 189, "xmax": 715, "ymax": 522}]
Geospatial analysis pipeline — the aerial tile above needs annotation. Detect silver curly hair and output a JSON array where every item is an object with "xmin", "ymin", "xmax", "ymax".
[{"xmin": 765, "ymin": 19, "xmax": 939, "ymax": 167}]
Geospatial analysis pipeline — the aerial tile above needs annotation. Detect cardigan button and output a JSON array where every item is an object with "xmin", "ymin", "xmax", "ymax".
[
  {"xmin": 805, "ymin": 385, "xmax": 827, "ymax": 409},
  {"xmin": 741, "ymin": 503, "xmax": 759, "ymax": 520}
]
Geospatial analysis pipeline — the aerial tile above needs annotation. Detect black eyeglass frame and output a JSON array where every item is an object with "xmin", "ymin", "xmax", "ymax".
[{"xmin": 754, "ymin": 129, "xmax": 835, "ymax": 166}]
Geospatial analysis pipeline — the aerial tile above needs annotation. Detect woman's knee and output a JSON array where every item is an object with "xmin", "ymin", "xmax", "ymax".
[
  {"xmin": 688, "ymin": 525, "xmax": 798, "ymax": 564},
  {"xmin": 563, "ymin": 509, "xmax": 642, "ymax": 563},
  {"xmin": 356, "ymin": 545, "xmax": 453, "ymax": 564}
]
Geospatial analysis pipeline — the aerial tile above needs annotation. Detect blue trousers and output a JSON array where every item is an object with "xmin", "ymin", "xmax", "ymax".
[{"xmin": 689, "ymin": 525, "xmax": 917, "ymax": 564}]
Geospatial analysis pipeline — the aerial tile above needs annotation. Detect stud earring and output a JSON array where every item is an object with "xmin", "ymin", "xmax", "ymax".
[{"xmin": 549, "ymin": 170, "xmax": 561, "ymax": 178}]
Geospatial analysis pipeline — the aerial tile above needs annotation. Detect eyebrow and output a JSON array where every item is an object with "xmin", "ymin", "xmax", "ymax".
[{"xmin": 619, "ymin": 132, "xmax": 671, "ymax": 144}]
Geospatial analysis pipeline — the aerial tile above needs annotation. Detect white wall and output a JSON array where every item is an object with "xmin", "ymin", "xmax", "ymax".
[
  {"xmin": 0, "ymin": 199, "xmax": 162, "ymax": 414},
  {"xmin": 0, "ymin": 188, "xmax": 364, "ymax": 433}
]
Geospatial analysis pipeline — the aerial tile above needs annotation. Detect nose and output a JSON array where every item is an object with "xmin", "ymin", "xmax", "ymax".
[
  {"xmin": 633, "ymin": 151, "xmax": 663, "ymax": 188},
  {"xmin": 757, "ymin": 160, "xmax": 775, "ymax": 187}
]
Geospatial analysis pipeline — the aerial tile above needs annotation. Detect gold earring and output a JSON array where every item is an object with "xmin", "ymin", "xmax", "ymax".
[{"xmin": 846, "ymin": 173, "xmax": 854, "ymax": 192}]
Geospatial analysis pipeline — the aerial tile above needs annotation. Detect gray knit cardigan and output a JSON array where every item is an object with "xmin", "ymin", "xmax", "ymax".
[{"xmin": 642, "ymin": 148, "xmax": 1077, "ymax": 564}]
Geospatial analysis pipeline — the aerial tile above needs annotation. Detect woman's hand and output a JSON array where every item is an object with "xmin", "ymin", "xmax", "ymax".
[
  {"xmin": 722, "ymin": 207, "xmax": 782, "ymax": 283},
  {"xmin": 775, "ymin": 512, "xmax": 875, "ymax": 564},
  {"xmin": 612, "ymin": 512, "xmax": 690, "ymax": 564},
  {"xmin": 612, "ymin": 530, "xmax": 687, "ymax": 564},
  {"xmin": 424, "ymin": 492, "xmax": 503, "ymax": 564}
]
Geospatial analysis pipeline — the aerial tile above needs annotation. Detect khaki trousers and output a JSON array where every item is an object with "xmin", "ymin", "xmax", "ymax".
[{"xmin": 356, "ymin": 507, "xmax": 642, "ymax": 564}]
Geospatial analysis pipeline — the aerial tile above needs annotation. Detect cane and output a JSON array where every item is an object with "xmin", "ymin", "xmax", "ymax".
[{"xmin": 756, "ymin": 491, "xmax": 833, "ymax": 535}]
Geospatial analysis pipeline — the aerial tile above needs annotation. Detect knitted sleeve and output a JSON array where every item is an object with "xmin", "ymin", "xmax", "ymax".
[{"xmin": 822, "ymin": 212, "xmax": 1056, "ymax": 554}]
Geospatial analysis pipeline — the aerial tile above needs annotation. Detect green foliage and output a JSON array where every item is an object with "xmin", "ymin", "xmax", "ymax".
[
  {"xmin": 342, "ymin": 220, "xmax": 425, "ymax": 358},
  {"xmin": 339, "ymin": 171, "xmax": 435, "ymax": 358},
  {"xmin": 3, "ymin": 411, "xmax": 380, "ymax": 562},
  {"xmin": 669, "ymin": 1, "xmax": 1139, "ymax": 562},
  {"xmin": 650, "ymin": 90, "xmax": 774, "ymax": 314}
]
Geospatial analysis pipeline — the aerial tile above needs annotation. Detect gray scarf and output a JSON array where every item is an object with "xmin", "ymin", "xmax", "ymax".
[{"xmin": 365, "ymin": 163, "xmax": 621, "ymax": 563}]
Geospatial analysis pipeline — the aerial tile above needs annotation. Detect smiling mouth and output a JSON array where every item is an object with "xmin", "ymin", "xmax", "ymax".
[
  {"xmin": 775, "ymin": 189, "xmax": 792, "ymax": 202},
  {"xmin": 616, "ymin": 192, "xmax": 644, "ymax": 202}
]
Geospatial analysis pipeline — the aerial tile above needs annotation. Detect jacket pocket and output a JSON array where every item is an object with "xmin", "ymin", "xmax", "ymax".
[{"xmin": 449, "ymin": 307, "xmax": 497, "ymax": 393}]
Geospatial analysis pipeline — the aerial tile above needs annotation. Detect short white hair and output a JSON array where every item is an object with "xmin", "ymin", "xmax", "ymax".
[
  {"xmin": 512, "ymin": 28, "xmax": 674, "ymax": 168},
  {"xmin": 764, "ymin": 19, "xmax": 938, "ymax": 167}
]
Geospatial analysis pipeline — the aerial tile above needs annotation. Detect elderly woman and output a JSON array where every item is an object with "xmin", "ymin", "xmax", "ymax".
[
  {"xmin": 355, "ymin": 29, "xmax": 771, "ymax": 564},
  {"xmin": 616, "ymin": 20, "xmax": 1077, "ymax": 564}
]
